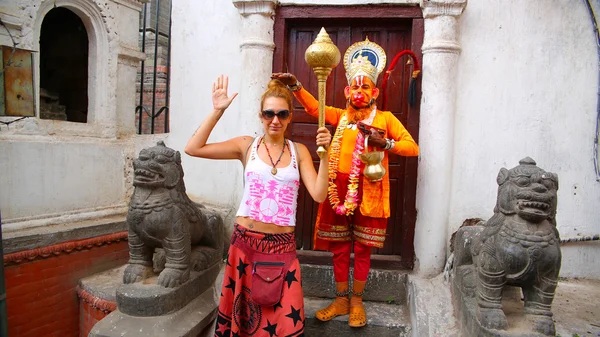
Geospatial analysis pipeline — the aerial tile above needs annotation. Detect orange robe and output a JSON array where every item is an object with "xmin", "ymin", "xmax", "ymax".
[{"xmin": 293, "ymin": 87, "xmax": 419, "ymax": 219}]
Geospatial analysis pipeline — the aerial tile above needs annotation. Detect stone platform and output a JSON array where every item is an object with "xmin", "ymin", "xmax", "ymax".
[
  {"xmin": 90, "ymin": 286, "xmax": 218, "ymax": 337},
  {"xmin": 301, "ymin": 263, "xmax": 413, "ymax": 336},
  {"xmin": 117, "ymin": 260, "xmax": 221, "ymax": 317},
  {"xmin": 82, "ymin": 262, "xmax": 223, "ymax": 337}
]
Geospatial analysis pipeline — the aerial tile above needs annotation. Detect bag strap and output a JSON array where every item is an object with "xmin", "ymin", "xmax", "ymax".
[
  {"xmin": 244, "ymin": 137, "xmax": 255, "ymax": 166},
  {"xmin": 241, "ymin": 137, "xmax": 256, "ymax": 186},
  {"xmin": 293, "ymin": 141, "xmax": 301, "ymax": 164}
]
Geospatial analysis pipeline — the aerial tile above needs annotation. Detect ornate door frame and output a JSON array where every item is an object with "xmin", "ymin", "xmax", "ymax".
[{"xmin": 232, "ymin": 0, "xmax": 468, "ymax": 276}]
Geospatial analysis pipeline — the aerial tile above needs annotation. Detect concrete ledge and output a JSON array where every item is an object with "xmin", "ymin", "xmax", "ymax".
[
  {"xmin": 408, "ymin": 273, "xmax": 459, "ymax": 337},
  {"xmin": 301, "ymin": 263, "xmax": 409, "ymax": 304},
  {"xmin": 90, "ymin": 286, "xmax": 219, "ymax": 337},
  {"xmin": 79, "ymin": 265, "xmax": 128, "ymax": 303},
  {"xmin": 304, "ymin": 297, "xmax": 411, "ymax": 337},
  {"xmin": 117, "ymin": 261, "xmax": 222, "ymax": 317},
  {"xmin": 2, "ymin": 214, "xmax": 127, "ymax": 254}
]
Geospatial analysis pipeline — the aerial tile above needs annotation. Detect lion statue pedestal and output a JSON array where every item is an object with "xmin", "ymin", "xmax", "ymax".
[
  {"xmin": 90, "ymin": 141, "xmax": 225, "ymax": 337},
  {"xmin": 452, "ymin": 157, "xmax": 561, "ymax": 337}
]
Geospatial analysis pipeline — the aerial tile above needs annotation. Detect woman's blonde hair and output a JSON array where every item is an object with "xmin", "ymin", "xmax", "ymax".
[{"xmin": 260, "ymin": 79, "xmax": 293, "ymax": 111}]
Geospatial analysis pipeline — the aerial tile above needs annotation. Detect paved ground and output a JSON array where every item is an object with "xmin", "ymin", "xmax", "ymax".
[
  {"xmin": 553, "ymin": 278, "xmax": 600, "ymax": 337},
  {"xmin": 501, "ymin": 277, "xmax": 600, "ymax": 337},
  {"xmin": 489, "ymin": 277, "xmax": 600, "ymax": 337}
]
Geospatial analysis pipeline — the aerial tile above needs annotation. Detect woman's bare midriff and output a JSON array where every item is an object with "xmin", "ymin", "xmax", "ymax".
[{"xmin": 236, "ymin": 216, "xmax": 296, "ymax": 234}]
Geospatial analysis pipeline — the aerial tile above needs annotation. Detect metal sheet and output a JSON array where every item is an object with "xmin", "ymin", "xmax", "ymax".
[
  {"xmin": 0, "ymin": 47, "xmax": 4, "ymax": 116},
  {"xmin": 2, "ymin": 46, "xmax": 34, "ymax": 117}
]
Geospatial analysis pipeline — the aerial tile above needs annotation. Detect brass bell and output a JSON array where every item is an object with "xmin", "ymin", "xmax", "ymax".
[{"xmin": 360, "ymin": 135, "xmax": 386, "ymax": 182}]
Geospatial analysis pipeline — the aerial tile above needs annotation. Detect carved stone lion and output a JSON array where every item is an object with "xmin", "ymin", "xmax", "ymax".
[
  {"xmin": 123, "ymin": 141, "xmax": 224, "ymax": 288},
  {"xmin": 453, "ymin": 157, "xmax": 561, "ymax": 336}
]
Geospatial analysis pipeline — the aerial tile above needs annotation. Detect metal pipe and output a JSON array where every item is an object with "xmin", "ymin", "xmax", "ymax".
[
  {"xmin": 584, "ymin": 0, "xmax": 600, "ymax": 181},
  {"xmin": 560, "ymin": 234, "xmax": 600, "ymax": 245},
  {"xmin": 0, "ymin": 212, "xmax": 8, "ymax": 337},
  {"xmin": 150, "ymin": 0, "xmax": 161, "ymax": 134},
  {"xmin": 164, "ymin": 0, "xmax": 172, "ymax": 133},
  {"xmin": 138, "ymin": 3, "xmax": 148, "ymax": 134}
]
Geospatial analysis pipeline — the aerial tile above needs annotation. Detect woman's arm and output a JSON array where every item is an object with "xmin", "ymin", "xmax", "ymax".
[
  {"xmin": 298, "ymin": 127, "xmax": 331, "ymax": 203},
  {"xmin": 184, "ymin": 75, "xmax": 252, "ymax": 161}
]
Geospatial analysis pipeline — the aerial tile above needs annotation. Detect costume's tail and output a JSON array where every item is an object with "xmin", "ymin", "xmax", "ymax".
[{"xmin": 381, "ymin": 50, "xmax": 421, "ymax": 110}]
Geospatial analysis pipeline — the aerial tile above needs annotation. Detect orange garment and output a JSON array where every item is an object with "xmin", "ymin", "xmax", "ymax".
[{"xmin": 293, "ymin": 87, "xmax": 419, "ymax": 219}]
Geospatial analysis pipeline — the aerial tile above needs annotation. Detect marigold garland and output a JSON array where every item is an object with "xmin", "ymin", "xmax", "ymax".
[{"xmin": 327, "ymin": 109, "xmax": 375, "ymax": 216}]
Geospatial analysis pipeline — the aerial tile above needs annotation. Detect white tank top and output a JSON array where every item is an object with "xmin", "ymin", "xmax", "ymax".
[{"xmin": 236, "ymin": 137, "xmax": 300, "ymax": 226}]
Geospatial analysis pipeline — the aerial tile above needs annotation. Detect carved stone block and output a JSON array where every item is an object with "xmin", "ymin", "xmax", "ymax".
[
  {"xmin": 118, "ymin": 141, "xmax": 225, "ymax": 316},
  {"xmin": 452, "ymin": 157, "xmax": 561, "ymax": 336}
]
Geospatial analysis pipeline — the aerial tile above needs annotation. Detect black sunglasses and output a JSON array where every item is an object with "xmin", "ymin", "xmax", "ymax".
[{"xmin": 261, "ymin": 109, "xmax": 291, "ymax": 120}]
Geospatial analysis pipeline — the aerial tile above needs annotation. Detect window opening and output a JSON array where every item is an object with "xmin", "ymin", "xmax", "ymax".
[{"xmin": 39, "ymin": 7, "xmax": 89, "ymax": 123}]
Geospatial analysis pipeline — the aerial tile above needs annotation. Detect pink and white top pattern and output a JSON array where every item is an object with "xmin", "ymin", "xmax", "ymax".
[{"xmin": 236, "ymin": 138, "xmax": 300, "ymax": 227}]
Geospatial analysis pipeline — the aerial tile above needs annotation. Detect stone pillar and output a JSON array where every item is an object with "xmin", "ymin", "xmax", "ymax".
[
  {"xmin": 117, "ymin": 44, "xmax": 146, "ymax": 137},
  {"xmin": 232, "ymin": 0, "xmax": 277, "ymax": 131},
  {"xmin": 414, "ymin": 0, "xmax": 467, "ymax": 277},
  {"xmin": 114, "ymin": 0, "xmax": 148, "ymax": 137}
]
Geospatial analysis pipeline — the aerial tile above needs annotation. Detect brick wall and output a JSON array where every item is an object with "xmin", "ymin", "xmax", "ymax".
[
  {"xmin": 135, "ymin": 66, "xmax": 169, "ymax": 134},
  {"xmin": 3, "ymin": 233, "xmax": 129, "ymax": 337},
  {"xmin": 78, "ymin": 287, "xmax": 117, "ymax": 337},
  {"xmin": 136, "ymin": 0, "xmax": 171, "ymax": 135}
]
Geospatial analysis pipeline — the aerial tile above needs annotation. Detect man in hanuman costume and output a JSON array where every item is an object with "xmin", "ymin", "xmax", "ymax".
[{"xmin": 273, "ymin": 38, "xmax": 419, "ymax": 327}]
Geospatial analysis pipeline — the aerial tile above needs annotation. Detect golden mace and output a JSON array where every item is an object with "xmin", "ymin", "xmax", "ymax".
[{"xmin": 305, "ymin": 28, "xmax": 341, "ymax": 159}]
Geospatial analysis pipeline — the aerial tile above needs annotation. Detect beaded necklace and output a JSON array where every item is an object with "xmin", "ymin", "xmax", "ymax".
[{"xmin": 259, "ymin": 136, "xmax": 287, "ymax": 175}]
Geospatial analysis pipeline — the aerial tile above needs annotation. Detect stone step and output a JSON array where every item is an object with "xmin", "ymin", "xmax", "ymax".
[
  {"xmin": 304, "ymin": 297, "xmax": 412, "ymax": 337},
  {"xmin": 300, "ymin": 263, "xmax": 409, "ymax": 304}
]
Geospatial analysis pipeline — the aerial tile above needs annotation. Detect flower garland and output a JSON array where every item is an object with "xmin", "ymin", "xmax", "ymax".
[{"xmin": 328, "ymin": 108, "xmax": 376, "ymax": 215}]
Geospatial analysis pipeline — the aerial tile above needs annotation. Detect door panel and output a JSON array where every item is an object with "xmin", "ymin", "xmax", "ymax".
[{"xmin": 275, "ymin": 10, "xmax": 421, "ymax": 265}]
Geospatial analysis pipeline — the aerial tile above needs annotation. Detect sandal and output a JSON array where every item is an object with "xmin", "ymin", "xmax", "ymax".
[
  {"xmin": 349, "ymin": 279, "xmax": 367, "ymax": 327},
  {"xmin": 348, "ymin": 303, "xmax": 367, "ymax": 327},
  {"xmin": 315, "ymin": 296, "xmax": 350, "ymax": 321}
]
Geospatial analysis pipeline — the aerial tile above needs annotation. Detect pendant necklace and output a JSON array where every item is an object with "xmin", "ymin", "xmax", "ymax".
[{"xmin": 261, "ymin": 137, "xmax": 287, "ymax": 175}]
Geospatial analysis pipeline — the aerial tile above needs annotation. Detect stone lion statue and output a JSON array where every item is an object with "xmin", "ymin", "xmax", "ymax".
[
  {"xmin": 123, "ymin": 141, "xmax": 224, "ymax": 288},
  {"xmin": 453, "ymin": 157, "xmax": 561, "ymax": 336}
]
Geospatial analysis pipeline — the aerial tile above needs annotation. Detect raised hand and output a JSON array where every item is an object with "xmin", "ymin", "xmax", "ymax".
[
  {"xmin": 316, "ymin": 127, "xmax": 332, "ymax": 148},
  {"xmin": 212, "ymin": 75, "xmax": 238, "ymax": 111},
  {"xmin": 271, "ymin": 73, "xmax": 298, "ymax": 86}
]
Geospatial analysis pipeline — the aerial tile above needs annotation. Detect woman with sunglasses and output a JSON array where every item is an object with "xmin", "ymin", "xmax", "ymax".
[{"xmin": 185, "ymin": 75, "xmax": 331, "ymax": 337}]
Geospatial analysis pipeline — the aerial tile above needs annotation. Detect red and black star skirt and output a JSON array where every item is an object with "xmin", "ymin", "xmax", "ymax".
[{"xmin": 215, "ymin": 224, "xmax": 305, "ymax": 337}]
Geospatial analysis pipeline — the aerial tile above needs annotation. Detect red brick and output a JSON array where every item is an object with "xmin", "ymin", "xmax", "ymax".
[
  {"xmin": 5, "ymin": 238, "xmax": 129, "ymax": 337},
  {"xmin": 5, "ymin": 281, "xmax": 44, "ymax": 300},
  {"xmin": 3, "ymin": 272, "xmax": 36, "ymax": 289},
  {"xmin": 19, "ymin": 323, "xmax": 62, "ymax": 337}
]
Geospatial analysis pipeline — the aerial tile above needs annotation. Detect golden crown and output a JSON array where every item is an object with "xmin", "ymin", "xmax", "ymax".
[{"xmin": 343, "ymin": 38, "xmax": 387, "ymax": 85}]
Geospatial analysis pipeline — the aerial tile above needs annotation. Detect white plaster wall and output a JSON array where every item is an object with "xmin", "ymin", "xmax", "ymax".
[
  {"xmin": 168, "ymin": 0, "xmax": 248, "ymax": 212},
  {"xmin": 0, "ymin": 0, "xmax": 144, "ymax": 229},
  {"xmin": 0, "ymin": 140, "xmax": 126, "ymax": 220},
  {"xmin": 278, "ymin": 0, "xmax": 418, "ymax": 4},
  {"xmin": 450, "ymin": 1, "xmax": 600, "ymax": 278}
]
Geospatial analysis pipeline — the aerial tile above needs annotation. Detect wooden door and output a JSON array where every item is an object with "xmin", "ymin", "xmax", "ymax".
[{"xmin": 274, "ymin": 6, "xmax": 422, "ymax": 267}]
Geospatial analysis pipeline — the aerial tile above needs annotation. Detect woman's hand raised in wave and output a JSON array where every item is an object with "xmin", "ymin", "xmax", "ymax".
[{"xmin": 212, "ymin": 74, "xmax": 238, "ymax": 111}]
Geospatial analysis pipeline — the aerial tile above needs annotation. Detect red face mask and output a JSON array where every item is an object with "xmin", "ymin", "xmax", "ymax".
[{"xmin": 344, "ymin": 76, "xmax": 379, "ymax": 109}]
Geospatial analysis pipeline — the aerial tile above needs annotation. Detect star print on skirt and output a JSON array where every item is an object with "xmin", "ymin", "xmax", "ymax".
[{"xmin": 215, "ymin": 224, "xmax": 305, "ymax": 337}]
